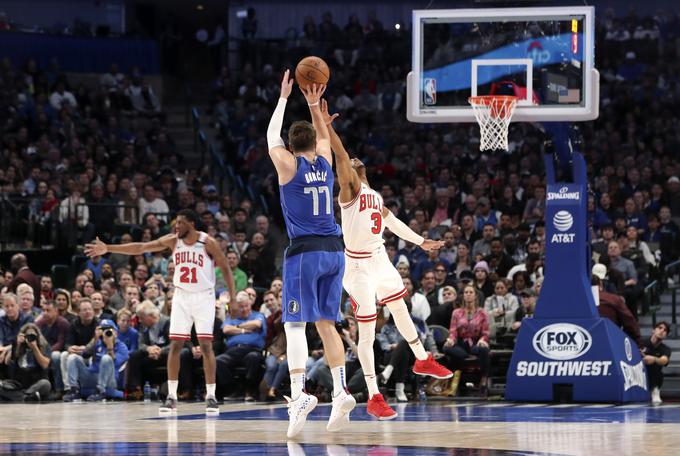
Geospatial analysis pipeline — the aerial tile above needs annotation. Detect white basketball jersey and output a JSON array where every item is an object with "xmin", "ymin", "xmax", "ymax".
[
  {"xmin": 340, "ymin": 183, "xmax": 385, "ymax": 256},
  {"xmin": 172, "ymin": 232, "xmax": 215, "ymax": 292}
]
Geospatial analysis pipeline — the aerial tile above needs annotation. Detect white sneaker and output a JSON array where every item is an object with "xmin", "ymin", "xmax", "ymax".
[
  {"xmin": 651, "ymin": 387, "xmax": 662, "ymax": 405},
  {"xmin": 327, "ymin": 390, "xmax": 356, "ymax": 432},
  {"xmin": 285, "ymin": 392, "xmax": 318, "ymax": 439}
]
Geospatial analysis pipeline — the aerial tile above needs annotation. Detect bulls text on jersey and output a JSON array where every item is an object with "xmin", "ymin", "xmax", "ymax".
[
  {"xmin": 359, "ymin": 193, "xmax": 383, "ymax": 213},
  {"xmin": 174, "ymin": 250, "xmax": 205, "ymax": 268}
]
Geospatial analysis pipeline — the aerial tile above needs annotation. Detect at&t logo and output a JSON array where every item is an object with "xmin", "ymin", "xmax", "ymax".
[{"xmin": 551, "ymin": 210, "xmax": 575, "ymax": 243}]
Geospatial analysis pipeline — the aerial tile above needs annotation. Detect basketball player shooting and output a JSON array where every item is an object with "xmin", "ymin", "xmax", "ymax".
[
  {"xmin": 320, "ymin": 99, "xmax": 453, "ymax": 419},
  {"xmin": 84, "ymin": 209, "xmax": 236, "ymax": 414},
  {"xmin": 267, "ymin": 70, "xmax": 355, "ymax": 438}
]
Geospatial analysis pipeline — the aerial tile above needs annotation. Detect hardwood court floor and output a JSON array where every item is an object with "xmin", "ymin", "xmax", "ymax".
[{"xmin": 0, "ymin": 400, "xmax": 678, "ymax": 455}]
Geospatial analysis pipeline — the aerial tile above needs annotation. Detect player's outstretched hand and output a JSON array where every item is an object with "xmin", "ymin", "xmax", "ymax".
[
  {"xmin": 420, "ymin": 239, "xmax": 444, "ymax": 251},
  {"xmin": 301, "ymin": 83, "xmax": 326, "ymax": 106},
  {"xmin": 320, "ymin": 99, "xmax": 339, "ymax": 125},
  {"xmin": 84, "ymin": 237, "xmax": 107, "ymax": 257},
  {"xmin": 280, "ymin": 69, "xmax": 294, "ymax": 99}
]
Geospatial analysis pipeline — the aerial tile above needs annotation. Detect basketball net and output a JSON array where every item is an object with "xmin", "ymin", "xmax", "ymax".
[{"xmin": 468, "ymin": 96, "xmax": 518, "ymax": 151}]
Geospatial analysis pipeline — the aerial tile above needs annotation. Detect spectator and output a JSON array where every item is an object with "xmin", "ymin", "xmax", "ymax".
[
  {"xmin": 115, "ymin": 309, "xmax": 138, "ymax": 352},
  {"xmin": 139, "ymin": 184, "xmax": 169, "ymax": 223},
  {"xmin": 443, "ymin": 284, "xmax": 490, "ymax": 395},
  {"xmin": 91, "ymin": 292, "xmax": 113, "ymax": 321},
  {"xmin": 591, "ymin": 275, "xmax": 640, "ymax": 346},
  {"xmin": 472, "ymin": 261, "xmax": 494, "ymax": 299},
  {"xmin": 17, "ymin": 283, "xmax": 40, "ymax": 319},
  {"xmin": 8, "ymin": 323, "xmax": 52, "ymax": 401},
  {"xmin": 53, "ymin": 298, "xmax": 98, "ymax": 397},
  {"xmin": 608, "ymin": 240, "xmax": 641, "ymax": 317},
  {"xmin": 49, "ymin": 81, "xmax": 78, "ymax": 110},
  {"xmin": 472, "ymin": 223, "xmax": 496, "ymax": 260},
  {"xmin": 63, "ymin": 319, "xmax": 129, "ymax": 402},
  {"xmin": 427, "ymin": 285, "xmax": 458, "ymax": 329},
  {"xmin": 220, "ymin": 251, "xmax": 247, "ymax": 294},
  {"xmin": 55, "ymin": 289, "xmax": 77, "ymax": 324},
  {"xmin": 484, "ymin": 237, "xmax": 516, "ymax": 279},
  {"xmin": 7, "ymin": 253, "xmax": 40, "ymax": 298},
  {"xmin": 511, "ymin": 289, "xmax": 536, "ymax": 331},
  {"xmin": 35, "ymin": 299, "xmax": 70, "ymax": 353},
  {"xmin": 484, "ymin": 279, "xmax": 519, "ymax": 344},
  {"xmin": 641, "ymin": 321, "xmax": 671, "ymax": 405},
  {"xmin": 241, "ymin": 232, "xmax": 276, "ymax": 288},
  {"xmin": 261, "ymin": 291, "xmax": 286, "ymax": 399},
  {"xmin": 216, "ymin": 291, "xmax": 266, "ymax": 401},
  {"xmin": 0, "ymin": 294, "xmax": 34, "ymax": 378},
  {"xmin": 452, "ymin": 241, "xmax": 473, "ymax": 278},
  {"xmin": 40, "ymin": 276, "xmax": 55, "ymax": 301},
  {"xmin": 403, "ymin": 276, "xmax": 430, "ymax": 322},
  {"xmin": 126, "ymin": 301, "xmax": 170, "ymax": 398}
]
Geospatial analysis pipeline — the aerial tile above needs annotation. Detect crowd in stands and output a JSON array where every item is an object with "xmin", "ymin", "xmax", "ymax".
[{"xmin": 0, "ymin": 8, "xmax": 679, "ymax": 403}]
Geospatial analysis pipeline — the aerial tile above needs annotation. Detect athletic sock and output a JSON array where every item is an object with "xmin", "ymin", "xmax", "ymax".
[
  {"xmin": 291, "ymin": 373, "xmax": 305, "ymax": 401},
  {"xmin": 331, "ymin": 366, "xmax": 347, "ymax": 398},
  {"xmin": 167, "ymin": 380, "xmax": 178, "ymax": 400},
  {"xmin": 205, "ymin": 383, "xmax": 216, "ymax": 400}
]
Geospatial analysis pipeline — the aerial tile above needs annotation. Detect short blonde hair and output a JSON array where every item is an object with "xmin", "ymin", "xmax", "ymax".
[
  {"xmin": 136, "ymin": 300, "xmax": 160, "ymax": 318},
  {"xmin": 17, "ymin": 283, "xmax": 33, "ymax": 296}
]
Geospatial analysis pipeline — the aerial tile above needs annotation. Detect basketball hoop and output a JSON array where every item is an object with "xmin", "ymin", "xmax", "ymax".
[{"xmin": 468, "ymin": 95, "xmax": 519, "ymax": 151}]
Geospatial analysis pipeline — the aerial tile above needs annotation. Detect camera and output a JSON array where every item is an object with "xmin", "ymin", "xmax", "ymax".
[
  {"xmin": 101, "ymin": 326, "xmax": 114, "ymax": 338},
  {"xmin": 25, "ymin": 333, "xmax": 37, "ymax": 343}
]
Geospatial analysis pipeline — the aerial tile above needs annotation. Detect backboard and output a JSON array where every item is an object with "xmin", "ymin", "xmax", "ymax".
[{"xmin": 407, "ymin": 6, "xmax": 599, "ymax": 123}]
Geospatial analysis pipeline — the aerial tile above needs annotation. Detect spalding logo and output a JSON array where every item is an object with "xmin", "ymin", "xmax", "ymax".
[
  {"xmin": 532, "ymin": 323, "xmax": 592, "ymax": 360},
  {"xmin": 553, "ymin": 210, "xmax": 573, "ymax": 232}
]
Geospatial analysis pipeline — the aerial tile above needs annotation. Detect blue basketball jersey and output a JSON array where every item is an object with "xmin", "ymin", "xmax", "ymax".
[{"xmin": 279, "ymin": 155, "xmax": 342, "ymax": 239}]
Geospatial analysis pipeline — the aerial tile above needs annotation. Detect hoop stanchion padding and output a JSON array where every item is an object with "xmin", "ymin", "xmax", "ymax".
[{"xmin": 468, "ymin": 95, "xmax": 518, "ymax": 151}]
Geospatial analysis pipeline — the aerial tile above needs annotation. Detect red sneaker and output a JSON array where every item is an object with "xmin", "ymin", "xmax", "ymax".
[
  {"xmin": 367, "ymin": 393, "xmax": 397, "ymax": 421},
  {"xmin": 413, "ymin": 354, "xmax": 453, "ymax": 379}
]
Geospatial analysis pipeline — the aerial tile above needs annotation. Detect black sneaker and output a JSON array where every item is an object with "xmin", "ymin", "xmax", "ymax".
[
  {"xmin": 159, "ymin": 397, "xmax": 177, "ymax": 413},
  {"xmin": 205, "ymin": 397, "xmax": 219, "ymax": 414},
  {"xmin": 63, "ymin": 389, "xmax": 81, "ymax": 402}
]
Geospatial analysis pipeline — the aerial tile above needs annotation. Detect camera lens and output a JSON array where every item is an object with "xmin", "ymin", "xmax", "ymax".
[
  {"xmin": 26, "ymin": 334, "xmax": 37, "ymax": 342},
  {"xmin": 104, "ymin": 329, "xmax": 113, "ymax": 337}
]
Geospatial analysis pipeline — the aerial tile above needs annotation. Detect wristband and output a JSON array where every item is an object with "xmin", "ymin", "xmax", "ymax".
[{"xmin": 308, "ymin": 102, "xmax": 319, "ymax": 107}]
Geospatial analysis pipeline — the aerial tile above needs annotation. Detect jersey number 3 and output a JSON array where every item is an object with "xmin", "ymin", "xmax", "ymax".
[
  {"xmin": 371, "ymin": 212, "xmax": 382, "ymax": 234},
  {"xmin": 179, "ymin": 266, "xmax": 197, "ymax": 284}
]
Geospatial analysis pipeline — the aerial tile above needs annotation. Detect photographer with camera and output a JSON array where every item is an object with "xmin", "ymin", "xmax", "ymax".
[
  {"xmin": 5, "ymin": 323, "xmax": 52, "ymax": 401},
  {"xmin": 63, "ymin": 319, "xmax": 129, "ymax": 402}
]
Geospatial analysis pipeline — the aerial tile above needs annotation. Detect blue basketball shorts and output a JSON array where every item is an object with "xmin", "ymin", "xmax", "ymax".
[{"xmin": 282, "ymin": 236, "xmax": 345, "ymax": 323}]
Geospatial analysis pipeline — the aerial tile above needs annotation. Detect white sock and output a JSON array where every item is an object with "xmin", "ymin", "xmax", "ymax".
[
  {"xmin": 205, "ymin": 383, "xmax": 216, "ymax": 400},
  {"xmin": 168, "ymin": 380, "xmax": 178, "ymax": 400},
  {"xmin": 388, "ymin": 300, "xmax": 427, "ymax": 360},
  {"xmin": 291, "ymin": 373, "xmax": 305, "ymax": 401},
  {"xmin": 395, "ymin": 382, "xmax": 407, "ymax": 401},
  {"xmin": 331, "ymin": 366, "xmax": 347, "ymax": 397},
  {"xmin": 381, "ymin": 365, "xmax": 394, "ymax": 383},
  {"xmin": 357, "ymin": 320, "xmax": 379, "ymax": 398}
]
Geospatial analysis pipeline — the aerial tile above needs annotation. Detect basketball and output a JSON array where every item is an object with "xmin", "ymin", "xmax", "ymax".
[{"xmin": 295, "ymin": 56, "xmax": 330, "ymax": 89}]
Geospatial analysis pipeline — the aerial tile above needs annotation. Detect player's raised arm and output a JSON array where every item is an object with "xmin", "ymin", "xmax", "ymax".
[
  {"xmin": 380, "ymin": 207, "xmax": 444, "ymax": 251},
  {"xmin": 300, "ymin": 83, "xmax": 332, "ymax": 164},
  {"xmin": 267, "ymin": 69, "xmax": 296, "ymax": 182},
  {"xmin": 84, "ymin": 233, "xmax": 176, "ymax": 257},
  {"xmin": 205, "ymin": 236, "xmax": 237, "ymax": 305},
  {"xmin": 321, "ymin": 99, "xmax": 360, "ymax": 202}
]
